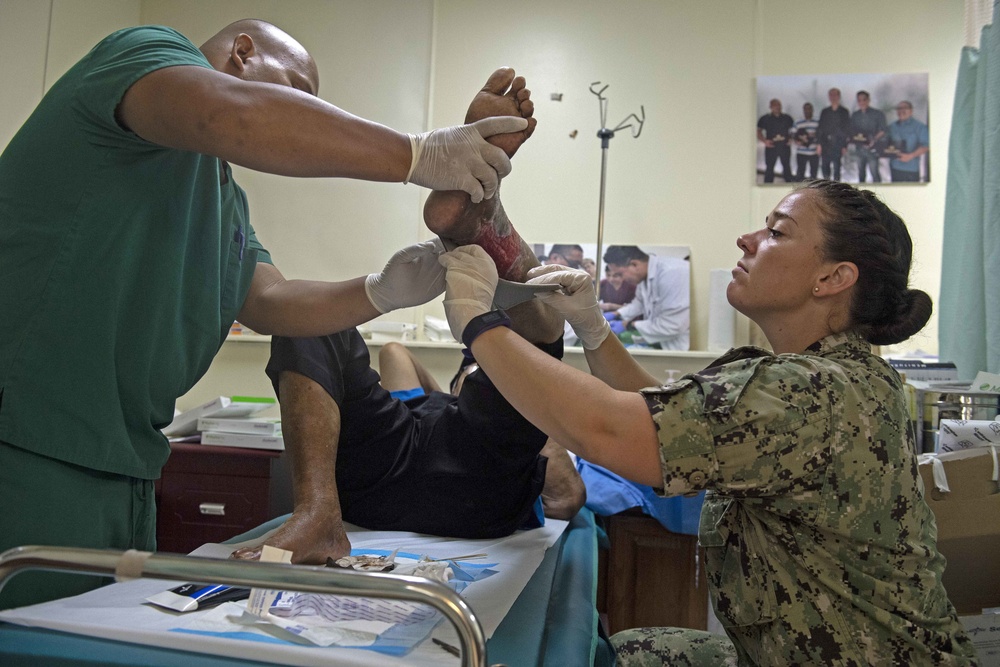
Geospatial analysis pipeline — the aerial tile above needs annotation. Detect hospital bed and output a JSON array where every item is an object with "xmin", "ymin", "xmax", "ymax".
[{"xmin": 0, "ymin": 508, "xmax": 613, "ymax": 666}]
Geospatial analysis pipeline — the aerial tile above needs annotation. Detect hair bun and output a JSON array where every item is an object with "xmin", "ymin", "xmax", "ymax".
[{"xmin": 867, "ymin": 289, "xmax": 933, "ymax": 346}]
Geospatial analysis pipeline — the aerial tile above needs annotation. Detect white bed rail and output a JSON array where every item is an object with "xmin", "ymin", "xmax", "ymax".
[{"xmin": 0, "ymin": 545, "xmax": 491, "ymax": 667}]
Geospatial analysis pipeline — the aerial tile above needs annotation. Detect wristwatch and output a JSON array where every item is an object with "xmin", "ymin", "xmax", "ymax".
[{"xmin": 462, "ymin": 309, "xmax": 512, "ymax": 349}]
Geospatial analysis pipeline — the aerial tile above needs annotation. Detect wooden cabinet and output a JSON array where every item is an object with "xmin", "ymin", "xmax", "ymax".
[
  {"xmin": 155, "ymin": 443, "xmax": 287, "ymax": 554},
  {"xmin": 597, "ymin": 510, "xmax": 709, "ymax": 635}
]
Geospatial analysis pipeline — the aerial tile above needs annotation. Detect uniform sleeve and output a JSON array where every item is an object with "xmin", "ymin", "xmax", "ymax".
[
  {"xmin": 70, "ymin": 26, "xmax": 211, "ymax": 149},
  {"xmin": 643, "ymin": 355, "xmax": 838, "ymax": 498}
]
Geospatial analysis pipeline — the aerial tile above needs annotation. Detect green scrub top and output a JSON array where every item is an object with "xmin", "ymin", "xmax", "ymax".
[{"xmin": 0, "ymin": 26, "xmax": 272, "ymax": 479}]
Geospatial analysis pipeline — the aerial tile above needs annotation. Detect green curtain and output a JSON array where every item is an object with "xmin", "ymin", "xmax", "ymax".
[{"xmin": 940, "ymin": 5, "xmax": 1000, "ymax": 380}]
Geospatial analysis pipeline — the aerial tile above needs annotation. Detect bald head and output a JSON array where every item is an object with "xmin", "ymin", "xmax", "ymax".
[{"xmin": 200, "ymin": 19, "xmax": 319, "ymax": 95}]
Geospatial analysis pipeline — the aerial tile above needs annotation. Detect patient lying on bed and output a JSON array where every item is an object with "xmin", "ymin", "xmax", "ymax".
[{"xmin": 232, "ymin": 68, "xmax": 585, "ymax": 564}]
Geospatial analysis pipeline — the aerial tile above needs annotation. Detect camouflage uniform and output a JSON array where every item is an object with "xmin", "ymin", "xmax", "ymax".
[{"xmin": 615, "ymin": 332, "xmax": 977, "ymax": 666}]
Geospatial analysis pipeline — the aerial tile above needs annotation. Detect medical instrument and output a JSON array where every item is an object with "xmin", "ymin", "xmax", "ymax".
[
  {"xmin": 435, "ymin": 637, "xmax": 463, "ymax": 657},
  {"xmin": 588, "ymin": 81, "xmax": 645, "ymax": 274}
]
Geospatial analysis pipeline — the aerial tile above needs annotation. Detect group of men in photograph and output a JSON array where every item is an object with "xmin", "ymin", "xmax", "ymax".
[{"xmin": 756, "ymin": 87, "xmax": 929, "ymax": 184}]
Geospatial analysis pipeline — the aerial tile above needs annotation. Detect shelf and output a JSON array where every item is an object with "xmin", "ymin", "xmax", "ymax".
[
  {"xmin": 224, "ymin": 334, "xmax": 721, "ymax": 359},
  {"xmin": 225, "ymin": 334, "xmax": 271, "ymax": 343}
]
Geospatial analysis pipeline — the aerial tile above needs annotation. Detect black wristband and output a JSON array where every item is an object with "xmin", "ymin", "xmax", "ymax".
[{"xmin": 462, "ymin": 309, "xmax": 512, "ymax": 349}]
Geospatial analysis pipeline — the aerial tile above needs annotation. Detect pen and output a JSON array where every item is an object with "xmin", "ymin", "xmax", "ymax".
[{"xmin": 432, "ymin": 638, "xmax": 461, "ymax": 657}]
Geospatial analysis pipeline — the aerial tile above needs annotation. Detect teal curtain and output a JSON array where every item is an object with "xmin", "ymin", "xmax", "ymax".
[{"xmin": 940, "ymin": 4, "xmax": 1000, "ymax": 380}]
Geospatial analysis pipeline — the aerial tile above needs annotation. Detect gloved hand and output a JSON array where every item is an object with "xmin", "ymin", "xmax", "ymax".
[
  {"xmin": 438, "ymin": 245, "xmax": 498, "ymax": 341},
  {"xmin": 527, "ymin": 265, "xmax": 611, "ymax": 350},
  {"xmin": 365, "ymin": 239, "xmax": 446, "ymax": 313},
  {"xmin": 405, "ymin": 117, "xmax": 529, "ymax": 203}
]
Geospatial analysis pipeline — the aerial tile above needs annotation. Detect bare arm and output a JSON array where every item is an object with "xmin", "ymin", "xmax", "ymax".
[
  {"xmin": 232, "ymin": 371, "xmax": 351, "ymax": 564},
  {"xmin": 470, "ymin": 327, "xmax": 663, "ymax": 487},
  {"xmin": 237, "ymin": 262, "xmax": 381, "ymax": 337},
  {"xmin": 118, "ymin": 65, "xmax": 410, "ymax": 180},
  {"xmin": 583, "ymin": 332, "xmax": 661, "ymax": 391}
]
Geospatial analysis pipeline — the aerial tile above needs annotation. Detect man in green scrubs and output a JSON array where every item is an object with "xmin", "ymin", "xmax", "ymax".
[{"xmin": 0, "ymin": 19, "xmax": 524, "ymax": 609}]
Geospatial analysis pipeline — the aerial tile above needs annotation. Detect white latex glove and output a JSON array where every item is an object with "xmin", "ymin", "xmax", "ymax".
[
  {"xmin": 405, "ymin": 117, "xmax": 528, "ymax": 203},
  {"xmin": 365, "ymin": 239, "xmax": 446, "ymax": 313},
  {"xmin": 438, "ymin": 245, "xmax": 499, "ymax": 341},
  {"xmin": 527, "ymin": 265, "xmax": 611, "ymax": 350}
]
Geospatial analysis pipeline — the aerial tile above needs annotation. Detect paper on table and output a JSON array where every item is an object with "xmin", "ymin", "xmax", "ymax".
[{"xmin": 0, "ymin": 520, "xmax": 568, "ymax": 667}]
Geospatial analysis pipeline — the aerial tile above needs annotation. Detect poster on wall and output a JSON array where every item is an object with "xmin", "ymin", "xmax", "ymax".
[
  {"xmin": 754, "ymin": 73, "xmax": 930, "ymax": 185},
  {"xmin": 530, "ymin": 243, "xmax": 691, "ymax": 351}
]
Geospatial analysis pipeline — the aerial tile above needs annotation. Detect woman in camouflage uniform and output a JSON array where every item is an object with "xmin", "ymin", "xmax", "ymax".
[{"xmin": 439, "ymin": 179, "xmax": 977, "ymax": 666}]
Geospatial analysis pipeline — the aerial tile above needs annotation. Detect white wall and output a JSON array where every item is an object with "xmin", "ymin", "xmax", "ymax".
[
  {"xmin": 747, "ymin": 0, "xmax": 963, "ymax": 357},
  {"xmin": 0, "ymin": 0, "xmax": 141, "ymax": 147},
  {"xmin": 430, "ymin": 0, "xmax": 963, "ymax": 357},
  {"xmin": 0, "ymin": 0, "xmax": 966, "ymax": 405}
]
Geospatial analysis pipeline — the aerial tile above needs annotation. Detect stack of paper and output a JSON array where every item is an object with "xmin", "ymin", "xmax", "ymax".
[{"xmin": 164, "ymin": 397, "xmax": 282, "ymax": 450}]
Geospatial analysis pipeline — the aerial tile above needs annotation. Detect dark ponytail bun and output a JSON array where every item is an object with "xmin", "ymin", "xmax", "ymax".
[{"xmin": 804, "ymin": 180, "xmax": 933, "ymax": 345}]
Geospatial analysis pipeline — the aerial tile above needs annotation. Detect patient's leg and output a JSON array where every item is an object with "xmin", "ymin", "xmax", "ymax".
[
  {"xmin": 425, "ymin": 68, "xmax": 561, "ymax": 343},
  {"xmin": 539, "ymin": 439, "xmax": 586, "ymax": 520},
  {"xmin": 378, "ymin": 342, "xmax": 442, "ymax": 394}
]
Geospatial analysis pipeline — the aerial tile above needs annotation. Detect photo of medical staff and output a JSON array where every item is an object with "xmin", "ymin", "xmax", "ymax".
[
  {"xmin": 755, "ymin": 73, "xmax": 930, "ymax": 184},
  {"xmin": 532, "ymin": 243, "xmax": 691, "ymax": 351}
]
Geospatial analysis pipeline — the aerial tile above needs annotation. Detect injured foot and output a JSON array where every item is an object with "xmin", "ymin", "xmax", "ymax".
[{"xmin": 424, "ymin": 67, "xmax": 538, "ymax": 281}]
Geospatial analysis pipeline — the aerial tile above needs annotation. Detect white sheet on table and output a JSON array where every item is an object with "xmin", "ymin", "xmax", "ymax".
[{"xmin": 0, "ymin": 519, "xmax": 567, "ymax": 667}]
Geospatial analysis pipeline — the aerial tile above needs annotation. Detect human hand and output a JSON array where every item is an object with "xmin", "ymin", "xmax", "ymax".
[
  {"xmin": 365, "ymin": 239, "xmax": 446, "ymax": 313},
  {"xmin": 527, "ymin": 265, "xmax": 611, "ymax": 350},
  {"xmin": 230, "ymin": 506, "xmax": 351, "ymax": 565},
  {"xmin": 405, "ymin": 116, "xmax": 529, "ymax": 203},
  {"xmin": 438, "ymin": 245, "xmax": 498, "ymax": 341}
]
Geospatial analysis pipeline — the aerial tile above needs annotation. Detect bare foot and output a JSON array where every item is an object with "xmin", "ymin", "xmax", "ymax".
[
  {"xmin": 424, "ymin": 67, "xmax": 537, "ymax": 280},
  {"xmin": 465, "ymin": 67, "xmax": 536, "ymax": 158}
]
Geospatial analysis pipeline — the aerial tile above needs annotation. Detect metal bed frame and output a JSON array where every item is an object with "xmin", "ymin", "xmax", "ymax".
[{"xmin": 0, "ymin": 545, "xmax": 490, "ymax": 667}]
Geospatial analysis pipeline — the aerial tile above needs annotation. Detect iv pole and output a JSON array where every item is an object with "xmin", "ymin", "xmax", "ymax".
[{"xmin": 590, "ymin": 82, "xmax": 645, "ymax": 274}]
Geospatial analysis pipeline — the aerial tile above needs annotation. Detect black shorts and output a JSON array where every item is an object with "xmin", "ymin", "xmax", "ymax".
[{"xmin": 266, "ymin": 330, "xmax": 564, "ymax": 538}]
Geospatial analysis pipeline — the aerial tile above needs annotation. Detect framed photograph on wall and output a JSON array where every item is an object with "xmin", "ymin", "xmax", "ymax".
[
  {"xmin": 531, "ymin": 242, "xmax": 691, "ymax": 351},
  {"xmin": 755, "ymin": 73, "xmax": 930, "ymax": 185}
]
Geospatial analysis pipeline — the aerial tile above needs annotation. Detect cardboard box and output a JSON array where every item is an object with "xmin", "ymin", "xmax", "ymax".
[
  {"xmin": 919, "ymin": 449, "xmax": 1000, "ymax": 614},
  {"xmin": 959, "ymin": 614, "xmax": 1000, "ymax": 666}
]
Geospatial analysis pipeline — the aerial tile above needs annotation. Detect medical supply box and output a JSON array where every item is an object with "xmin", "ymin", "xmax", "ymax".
[{"xmin": 918, "ymin": 448, "xmax": 1000, "ymax": 614}]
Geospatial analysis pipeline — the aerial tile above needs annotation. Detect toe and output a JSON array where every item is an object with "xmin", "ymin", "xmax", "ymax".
[
  {"xmin": 521, "ymin": 98, "xmax": 534, "ymax": 118},
  {"xmin": 482, "ymin": 67, "xmax": 515, "ymax": 95},
  {"xmin": 525, "ymin": 117, "xmax": 538, "ymax": 139},
  {"xmin": 508, "ymin": 76, "xmax": 526, "ymax": 98}
]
